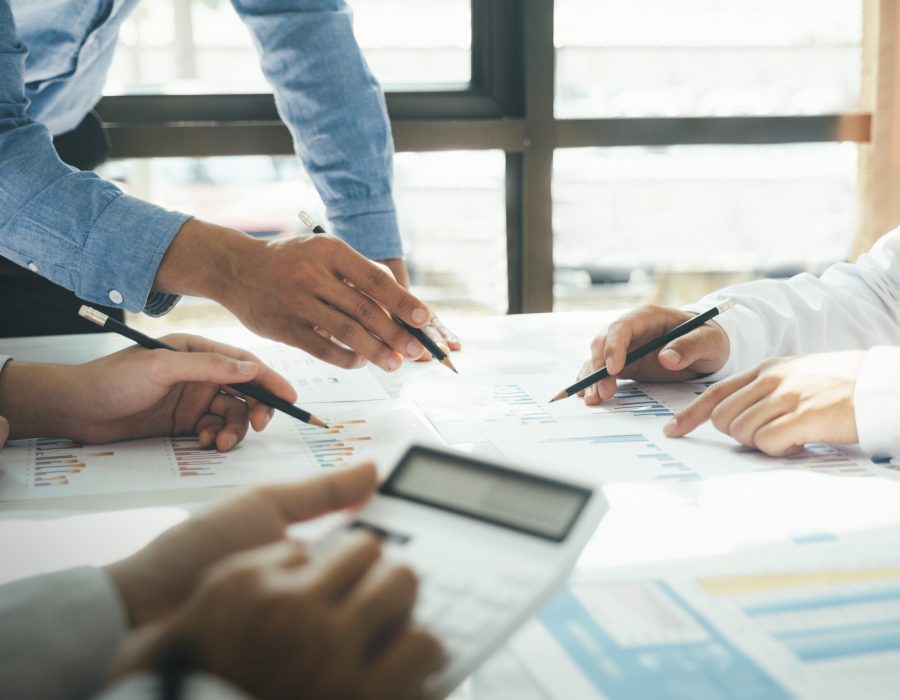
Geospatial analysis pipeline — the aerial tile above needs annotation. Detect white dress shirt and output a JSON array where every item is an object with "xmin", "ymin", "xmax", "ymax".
[{"xmin": 684, "ymin": 227, "xmax": 900, "ymax": 456}]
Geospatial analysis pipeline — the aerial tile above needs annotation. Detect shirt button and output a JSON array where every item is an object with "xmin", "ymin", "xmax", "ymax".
[
  {"xmin": 108, "ymin": 289, "xmax": 124, "ymax": 305},
  {"xmin": 27, "ymin": 261, "xmax": 38, "ymax": 272}
]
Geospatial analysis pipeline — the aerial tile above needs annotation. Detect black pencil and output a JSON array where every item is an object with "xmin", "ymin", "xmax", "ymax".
[
  {"xmin": 298, "ymin": 211, "xmax": 458, "ymax": 374},
  {"xmin": 77, "ymin": 305, "xmax": 329, "ymax": 429},
  {"xmin": 549, "ymin": 298, "xmax": 736, "ymax": 403}
]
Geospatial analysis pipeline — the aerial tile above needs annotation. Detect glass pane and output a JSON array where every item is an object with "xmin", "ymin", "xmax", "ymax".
[
  {"xmin": 105, "ymin": 0, "xmax": 470, "ymax": 95},
  {"xmin": 555, "ymin": 0, "xmax": 863, "ymax": 118},
  {"xmin": 99, "ymin": 150, "xmax": 506, "ymax": 319},
  {"xmin": 552, "ymin": 144, "xmax": 859, "ymax": 311}
]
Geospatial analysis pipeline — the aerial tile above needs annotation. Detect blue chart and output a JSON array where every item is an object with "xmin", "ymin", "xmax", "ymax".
[
  {"xmin": 592, "ymin": 385, "xmax": 674, "ymax": 419},
  {"xmin": 710, "ymin": 571, "xmax": 900, "ymax": 663},
  {"xmin": 537, "ymin": 580, "xmax": 789, "ymax": 700},
  {"xmin": 542, "ymin": 433, "xmax": 701, "ymax": 482},
  {"xmin": 493, "ymin": 383, "xmax": 557, "ymax": 426}
]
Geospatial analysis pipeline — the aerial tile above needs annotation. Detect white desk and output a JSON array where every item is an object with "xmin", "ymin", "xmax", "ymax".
[{"xmin": 3, "ymin": 312, "xmax": 900, "ymax": 699}]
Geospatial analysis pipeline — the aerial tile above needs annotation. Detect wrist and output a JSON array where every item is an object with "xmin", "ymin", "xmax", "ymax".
[
  {"xmin": 0, "ymin": 362, "xmax": 74, "ymax": 438},
  {"xmin": 154, "ymin": 218, "xmax": 263, "ymax": 307}
]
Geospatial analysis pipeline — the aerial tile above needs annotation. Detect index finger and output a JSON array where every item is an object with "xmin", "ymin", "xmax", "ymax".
[
  {"xmin": 336, "ymin": 253, "xmax": 431, "ymax": 328},
  {"xmin": 254, "ymin": 461, "xmax": 379, "ymax": 524},
  {"xmin": 664, "ymin": 371, "xmax": 757, "ymax": 437},
  {"xmin": 161, "ymin": 333, "xmax": 298, "ymax": 404}
]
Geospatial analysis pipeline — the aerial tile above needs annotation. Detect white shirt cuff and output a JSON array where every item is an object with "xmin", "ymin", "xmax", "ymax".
[
  {"xmin": 681, "ymin": 298, "xmax": 771, "ymax": 380},
  {"xmin": 854, "ymin": 346, "xmax": 900, "ymax": 456},
  {"xmin": 98, "ymin": 672, "xmax": 252, "ymax": 700}
]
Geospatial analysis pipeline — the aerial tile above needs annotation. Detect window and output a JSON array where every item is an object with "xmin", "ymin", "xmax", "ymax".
[
  {"xmin": 101, "ymin": 150, "xmax": 506, "ymax": 318},
  {"xmin": 99, "ymin": 1, "xmax": 874, "ymax": 318},
  {"xmin": 555, "ymin": 0, "xmax": 863, "ymax": 118},
  {"xmin": 104, "ymin": 0, "xmax": 471, "ymax": 96}
]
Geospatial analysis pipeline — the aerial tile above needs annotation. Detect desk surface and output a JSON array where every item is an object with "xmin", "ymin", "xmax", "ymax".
[{"xmin": 3, "ymin": 312, "xmax": 900, "ymax": 700}]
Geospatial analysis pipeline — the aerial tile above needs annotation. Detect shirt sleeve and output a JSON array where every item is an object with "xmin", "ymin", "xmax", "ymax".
[
  {"xmin": 230, "ymin": 0, "xmax": 403, "ymax": 260},
  {"xmin": 97, "ymin": 673, "xmax": 252, "ymax": 700},
  {"xmin": 0, "ymin": 567, "xmax": 129, "ymax": 700},
  {"xmin": 0, "ymin": 0, "xmax": 190, "ymax": 315},
  {"xmin": 853, "ymin": 346, "xmax": 900, "ymax": 456},
  {"xmin": 682, "ymin": 226, "xmax": 900, "ymax": 380}
]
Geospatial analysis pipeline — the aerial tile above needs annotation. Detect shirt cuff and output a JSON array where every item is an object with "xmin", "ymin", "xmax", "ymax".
[
  {"xmin": 0, "ymin": 567, "xmax": 128, "ymax": 700},
  {"xmin": 98, "ymin": 672, "xmax": 252, "ymax": 700},
  {"xmin": 78, "ymin": 192, "xmax": 190, "ymax": 314},
  {"xmin": 682, "ymin": 298, "xmax": 772, "ymax": 381},
  {"xmin": 854, "ymin": 346, "xmax": 900, "ymax": 456},
  {"xmin": 326, "ymin": 194, "xmax": 404, "ymax": 260}
]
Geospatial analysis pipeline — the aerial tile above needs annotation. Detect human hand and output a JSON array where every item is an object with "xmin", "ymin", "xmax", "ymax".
[
  {"xmin": 664, "ymin": 352, "xmax": 865, "ymax": 456},
  {"xmin": 0, "ymin": 334, "xmax": 295, "ymax": 449},
  {"xmin": 577, "ymin": 305, "xmax": 730, "ymax": 405},
  {"xmin": 379, "ymin": 258, "xmax": 462, "ymax": 362},
  {"xmin": 105, "ymin": 462, "xmax": 378, "ymax": 628},
  {"xmin": 113, "ymin": 534, "xmax": 445, "ymax": 700},
  {"xmin": 156, "ymin": 220, "xmax": 435, "ymax": 372}
]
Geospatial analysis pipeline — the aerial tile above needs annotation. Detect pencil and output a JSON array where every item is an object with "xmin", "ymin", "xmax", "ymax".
[
  {"xmin": 298, "ymin": 211, "xmax": 458, "ymax": 374},
  {"xmin": 549, "ymin": 298, "xmax": 736, "ymax": 403},
  {"xmin": 77, "ymin": 305, "xmax": 329, "ymax": 429}
]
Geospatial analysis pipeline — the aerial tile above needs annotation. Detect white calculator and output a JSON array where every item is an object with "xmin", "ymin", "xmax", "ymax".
[{"xmin": 322, "ymin": 444, "xmax": 608, "ymax": 698}]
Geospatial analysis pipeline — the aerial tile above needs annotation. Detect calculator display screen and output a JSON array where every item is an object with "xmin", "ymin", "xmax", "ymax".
[{"xmin": 380, "ymin": 447, "xmax": 592, "ymax": 542}]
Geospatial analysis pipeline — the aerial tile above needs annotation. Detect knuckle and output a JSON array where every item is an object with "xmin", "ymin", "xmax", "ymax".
[
  {"xmin": 293, "ymin": 261, "xmax": 320, "ymax": 289},
  {"xmin": 710, "ymin": 405, "xmax": 730, "ymax": 433},
  {"xmin": 366, "ymin": 265, "xmax": 390, "ymax": 292},
  {"xmin": 332, "ymin": 319, "xmax": 357, "ymax": 342},
  {"xmin": 352, "ymin": 297, "xmax": 375, "ymax": 323}
]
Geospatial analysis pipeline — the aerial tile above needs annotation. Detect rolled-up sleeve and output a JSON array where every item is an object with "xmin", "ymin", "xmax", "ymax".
[
  {"xmin": 0, "ymin": 0, "xmax": 189, "ymax": 315},
  {"xmin": 231, "ymin": 0, "xmax": 403, "ymax": 260}
]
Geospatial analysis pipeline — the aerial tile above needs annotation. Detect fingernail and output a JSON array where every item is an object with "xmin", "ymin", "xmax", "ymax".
[
  {"xmin": 223, "ymin": 434, "xmax": 237, "ymax": 451},
  {"xmin": 407, "ymin": 341, "xmax": 424, "ymax": 358},
  {"xmin": 237, "ymin": 360, "xmax": 257, "ymax": 376},
  {"xmin": 264, "ymin": 409, "xmax": 274, "ymax": 427},
  {"xmin": 586, "ymin": 384, "xmax": 595, "ymax": 397},
  {"xmin": 412, "ymin": 308, "xmax": 428, "ymax": 324},
  {"xmin": 660, "ymin": 349, "xmax": 680, "ymax": 365},
  {"xmin": 664, "ymin": 418, "xmax": 677, "ymax": 435},
  {"xmin": 386, "ymin": 354, "xmax": 402, "ymax": 371},
  {"xmin": 354, "ymin": 356, "xmax": 368, "ymax": 368}
]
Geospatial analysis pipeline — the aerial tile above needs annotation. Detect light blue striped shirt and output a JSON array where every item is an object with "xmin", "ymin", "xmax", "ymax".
[{"xmin": 0, "ymin": 0, "xmax": 401, "ymax": 315}]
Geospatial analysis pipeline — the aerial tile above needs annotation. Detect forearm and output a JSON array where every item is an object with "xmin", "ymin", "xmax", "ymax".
[
  {"xmin": 0, "ymin": 361, "xmax": 77, "ymax": 439},
  {"xmin": 153, "ymin": 218, "xmax": 264, "ymax": 305}
]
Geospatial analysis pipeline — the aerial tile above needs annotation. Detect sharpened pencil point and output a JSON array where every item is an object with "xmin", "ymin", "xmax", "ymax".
[
  {"xmin": 549, "ymin": 390, "xmax": 568, "ymax": 403},
  {"xmin": 309, "ymin": 415, "xmax": 330, "ymax": 429},
  {"xmin": 440, "ymin": 356, "xmax": 459, "ymax": 374}
]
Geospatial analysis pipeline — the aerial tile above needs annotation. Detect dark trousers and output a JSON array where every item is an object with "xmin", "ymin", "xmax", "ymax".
[{"xmin": 0, "ymin": 110, "xmax": 125, "ymax": 338}]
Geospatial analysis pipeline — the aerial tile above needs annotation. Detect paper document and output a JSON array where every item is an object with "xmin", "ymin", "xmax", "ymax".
[
  {"xmin": 406, "ymin": 372, "xmax": 675, "ymax": 444},
  {"xmin": 255, "ymin": 344, "xmax": 389, "ymax": 403},
  {"xmin": 0, "ymin": 400, "xmax": 437, "ymax": 501},
  {"xmin": 513, "ymin": 541, "xmax": 900, "ymax": 699},
  {"xmin": 483, "ymin": 380, "xmax": 899, "ymax": 484}
]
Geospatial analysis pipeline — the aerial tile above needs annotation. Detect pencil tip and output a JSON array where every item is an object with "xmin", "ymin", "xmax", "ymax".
[
  {"xmin": 549, "ymin": 391, "xmax": 567, "ymax": 403},
  {"xmin": 310, "ymin": 416, "xmax": 329, "ymax": 429},
  {"xmin": 440, "ymin": 356, "xmax": 459, "ymax": 374}
]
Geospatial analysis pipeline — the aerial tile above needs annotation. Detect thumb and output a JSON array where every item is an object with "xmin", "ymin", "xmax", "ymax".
[
  {"xmin": 657, "ymin": 325, "xmax": 727, "ymax": 373},
  {"xmin": 146, "ymin": 350, "xmax": 259, "ymax": 388},
  {"xmin": 256, "ymin": 462, "xmax": 378, "ymax": 524},
  {"xmin": 0, "ymin": 416, "xmax": 8, "ymax": 448}
]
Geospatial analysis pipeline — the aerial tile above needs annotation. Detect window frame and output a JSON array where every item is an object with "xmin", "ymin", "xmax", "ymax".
[{"xmin": 96, "ymin": 0, "xmax": 872, "ymax": 314}]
